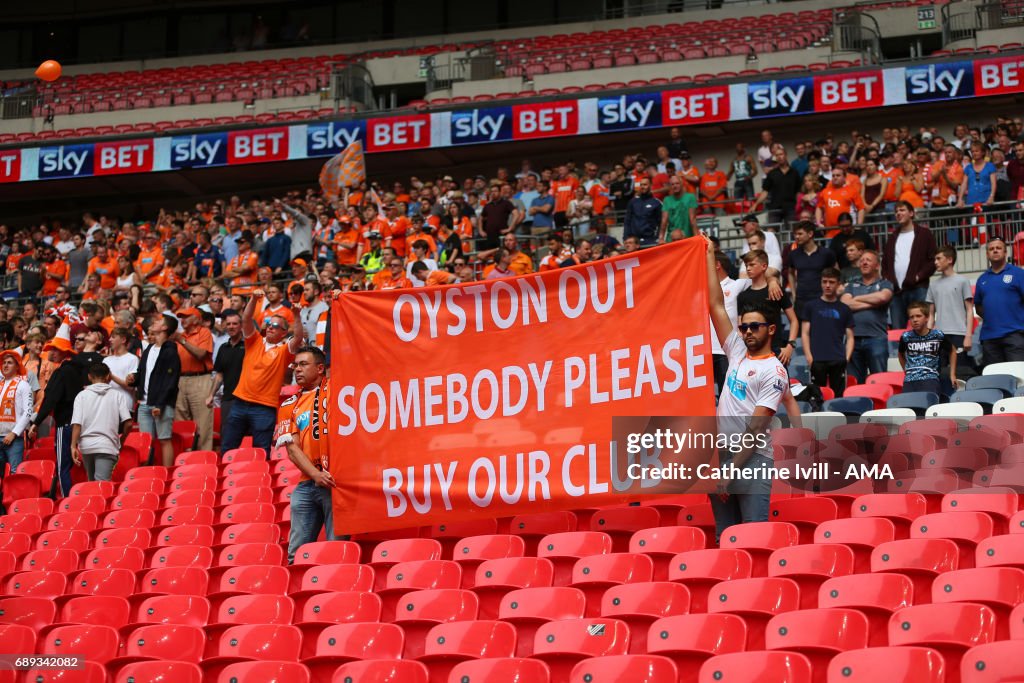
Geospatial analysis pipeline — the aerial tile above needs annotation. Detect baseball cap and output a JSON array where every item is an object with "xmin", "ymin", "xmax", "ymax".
[
  {"xmin": 921, "ymin": 131, "xmax": 934, "ymax": 141},
  {"xmin": 291, "ymin": 258, "xmax": 308, "ymax": 268},
  {"xmin": 741, "ymin": 214, "xmax": 759, "ymax": 225},
  {"xmin": 176, "ymin": 307, "xmax": 202, "ymax": 319}
]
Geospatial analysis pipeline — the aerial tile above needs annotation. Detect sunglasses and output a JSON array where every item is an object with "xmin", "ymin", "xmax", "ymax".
[
  {"xmin": 209, "ymin": 297, "xmax": 222, "ymax": 303},
  {"xmin": 74, "ymin": 337, "xmax": 87, "ymax": 342},
  {"xmin": 265, "ymin": 322, "xmax": 287, "ymax": 331},
  {"xmin": 737, "ymin": 323, "xmax": 770, "ymax": 333}
]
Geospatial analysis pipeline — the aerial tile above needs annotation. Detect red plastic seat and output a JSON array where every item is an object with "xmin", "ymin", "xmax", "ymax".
[
  {"xmin": 110, "ymin": 492, "xmax": 160, "ymax": 512},
  {"xmin": 765, "ymin": 608, "xmax": 869, "ymax": 682},
  {"xmin": 600, "ymin": 581, "xmax": 690, "ymax": 654},
  {"xmin": 93, "ymin": 528, "xmax": 152, "ymax": 550},
  {"xmin": 509, "ymin": 511, "xmax": 577, "ymax": 555},
  {"xmin": 701, "ymin": 651, "xmax": 812, "ymax": 683},
  {"xmin": 204, "ymin": 594, "xmax": 295, "ymax": 656},
  {"xmin": 379, "ymin": 560, "xmax": 462, "ymax": 619},
  {"xmin": 136, "ymin": 567, "xmax": 209, "ymax": 604},
  {"xmin": 646, "ymin": 613, "xmax": 746, "ymax": 681},
  {"xmin": 769, "ymin": 498, "xmax": 840, "ymax": 544},
  {"xmin": 449, "ymin": 658, "xmax": 550, "ymax": 683},
  {"xmin": 889, "ymin": 603, "xmax": 997, "ymax": 682},
  {"xmin": 303, "ymin": 622, "xmax": 403, "ymax": 679},
  {"xmin": 417, "ymin": 620, "xmax": 516, "ymax": 683},
  {"xmin": 175, "ymin": 450, "xmax": 218, "ymax": 466},
  {"xmin": 331, "ymin": 660, "xmax": 428, "ymax": 683},
  {"xmin": 216, "ymin": 661, "xmax": 310, "ymax": 683},
  {"xmin": 0, "ymin": 532, "xmax": 31, "ymax": 556},
  {"xmin": 813, "ymin": 517, "xmax": 894, "ymax": 574},
  {"xmin": 910, "ymin": 511, "xmax": 992, "ymax": 569},
  {"xmin": 50, "ymin": 597, "xmax": 128, "ymax": 638},
  {"xmin": 961, "ymin": 641, "xmax": 1022, "ymax": 683},
  {"xmin": 629, "ymin": 526, "xmax": 705, "ymax": 581},
  {"xmin": 158, "ymin": 505, "xmax": 214, "ymax": 528},
  {"xmin": 109, "ymin": 624, "xmax": 206, "ymax": 672},
  {"xmin": 852, "ymin": 493, "xmax": 928, "ymax": 538},
  {"xmin": 472, "ymin": 557, "xmax": 554, "ymax": 620},
  {"xmin": 201, "ymin": 624, "xmax": 302, "ymax": 680},
  {"xmin": 46, "ymin": 512, "xmax": 99, "ymax": 532},
  {"xmin": 569, "ymin": 654, "xmax": 676, "ymax": 683},
  {"xmin": 768, "ymin": 544, "xmax": 855, "ymax": 609},
  {"xmin": 24, "ymin": 661, "xmax": 108, "ymax": 682},
  {"xmin": 114, "ymin": 662, "xmax": 203, "ymax": 683},
  {"xmin": 120, "ymin": 479, "xmax": 165, "ymax": 496},
  {"xmin": 844, "ymin": 384, "xmax": 894, "ymax": 410},
  {"xmin": 0, "ymin": 623, "xmax": 36, "ymax": 661},
  {"xmin": 537, "ymin": 532, "xmax": 613, "ymax": 587},
  {"xmin": 124, "ymin": 595, "xmax": 211, "ymax": 634},
  {"xmin": 942, "ymin": 489, "xmax": 1018, "ymax": 534},
  {"xmin": 499, "ymin": 586, "xmax": 586, "ymax": 657},
  {"xmin": 147, "ymin": 544, "xmax": 214, "ymax": 572},
  {"xmin": 216, "ymin": 523, "xmax": 281, "ymax": 551},
  {"xmin": 423, "ymin": 519, "xmax": 499, "ymax": 557},
  {"xmin": 65, "ymin": 568, "xmax": 136, "ymax": 601},
  {"xmin": 40, "ymin": 624, "xmax": 120, "ymax": 663},
  {"xmin": 720, "ymin": 522, "xmax": 799, "ymax": 576},
  {"xmin": 976, "ymin": 533, "xmax": 1024, "ymax": 570},
  {"xmin": 393, "ymin": 589, "xmax": 478, "ymax": 659},
  {"xmin": 871, "ymin": 538, "xmax": 959, "ymax": 604},
  {"xmin": 931, "ymin": 567, "xmax": 1024, "ymax": 638},
  {"xmin": 21, "ymin": 549, "xmax": 78, "ymax": 573},
  {"xmin": 10, "ymin": 497, "xmax": 55, "ymax": 517},
  {"xmin": 532, "ymin": 617, "xmax": 630, "ymax": 683},
  {"xmin": 5, "ymin": 570, "xmax": 67, "ymax": 598},
  {"xmin": 294, "ymin": 592, "xmax": 382, "ymax": 658},
  {"xmin": 588, "ymin": 507, "xmax": 660, "ymax": 553},
  {"xmin": 828, "ymin": 646, "xmax": 945, "ymax": 682},
  {"xmin": 206, "ymin": 565, "xmax": 289, "ymax": 613},
  {"xmin": 289, "ymin": 540, "xmax": 361, "ymax": 591},
  {"xmin": 452, "ymin": 535, "xmax": 525, "ymax": 588},
  {"xmin": 707, "ymin": 577, "xmax": 801, "ymax": 649},
  {"xmin": 0, "ymin": 596, "xmax": 56, "ymax": 631},
  {"xmin": 0, "ymin": 513, "xmax": 42, "ymax": 535},
  {"xmin": 668, "ymin": 549, "xmax": 753, "ymax": 613},
  {"xmin": 369, "ymin": 539, "xmax": 443, "ymax": 591},
  {"xmin": 81, "ymin": 546, "xmax": 145, "ymax": 573},
  {"xmin": 217, "ymin": 486, "xmax": 272, "ymax": 508}
]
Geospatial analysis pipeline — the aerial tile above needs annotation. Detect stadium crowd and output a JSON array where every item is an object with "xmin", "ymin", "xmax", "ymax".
[{"xmin": 0, "ymin": 115, "xmax": 1022, "ymax": 553}]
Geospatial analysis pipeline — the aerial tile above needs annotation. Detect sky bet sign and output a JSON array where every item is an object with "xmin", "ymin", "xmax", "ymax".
[{"xmin": 8, "ymin": 52, "xmax": 1024, "ymax": 184}]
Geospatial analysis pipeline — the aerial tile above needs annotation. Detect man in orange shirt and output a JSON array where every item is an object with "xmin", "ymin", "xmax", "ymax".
[
  {"xmin": 678, "ymin": 152, "xmax": 700, "ymax": 194},
  {"xmin": 373, "ymin": 257, "xmax": 413, "ymax": 290},
  {"xmin": 275, "ymin": 345, "xmax": 337, "ymax": 561},
  {"xmin": 333, "ymin": 214, "xmax": 364, "ymax": 266},
  {"xmin": 135, "ymin": 232, "xmax": 165, "ymax": 284},
  {"xmin": 929, "ymin": 145, "xmax": 964, "ymax": 210},
  {"xmin": 223, "ymin": 231, "xmax": 259, "ymax": 295},
  {"xmin": 880, "ymin": 149, "xmax": 904, "ymax": 213},
  {"xmin": 255, "ymin": 283, "xmax": 295, "ymax": 327},
  {"xmin": 40, "ymin": 246, "xmax": 69, "ymax": 297},
  {"xmin": 221, "ymin": 288, "xmax": 304, "ymax": 455},
  {"xmin": 816, "ymin": 170, "xmax": 865, "ymax": 228},
  {"xmin": 87, "ymin": 245, "xmax": 119, "ymax": 292},
  {"xmin": 405, "ymin": 215, "xmax": 438, "ymax": 258},
  {"xmin": 698, "ymin": 157, "xmax": 729, "ymax": 214},
  {"xmin": 385, "ymin": 203, "xmax": 409, "ymax": 258},
  {"xmin": 288, "ymin": 259, "xmax": 310, "ymax": 297},
  {"xmin": 550, "ymin": 165, "xmax": 579, "ymax": 229},
  {"xmin": 174, "ymin": 307, "xmax": 214, "ymax": 451}
]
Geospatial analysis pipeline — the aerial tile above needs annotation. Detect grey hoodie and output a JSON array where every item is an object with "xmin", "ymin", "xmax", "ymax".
[{"xmin": 71, "ymin": 382, "xmax": 132, "ymax": 456}]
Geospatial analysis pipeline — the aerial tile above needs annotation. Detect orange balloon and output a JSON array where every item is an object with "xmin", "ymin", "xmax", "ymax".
[{"xmin": 35, "ymin": 60, "xmax": 62, "ymax": 82}]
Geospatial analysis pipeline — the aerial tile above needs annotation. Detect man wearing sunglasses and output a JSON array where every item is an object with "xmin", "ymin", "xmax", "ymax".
[{"xmin": 705, "ymin": 235, "xmax": 786, "ymax": 543}]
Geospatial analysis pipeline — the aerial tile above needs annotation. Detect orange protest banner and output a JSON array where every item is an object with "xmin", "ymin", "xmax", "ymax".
[{"xmin": 328, "ymin": 238, "xmax": 716, "ymax": 534}]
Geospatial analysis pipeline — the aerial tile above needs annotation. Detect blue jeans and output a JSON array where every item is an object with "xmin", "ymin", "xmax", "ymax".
[
  {"xmin": 0, "ymin": 435, "xmax": 24, "ymax": 477},
  {"xmin": 220, "ymin": 399, "xmax": 277, "ymax": 456},
  {"xmin": 709, "ymin": 453, "xmax": 774, "ymax": 544},
  {"xmin": 890, "ymin": 286, "xmax": 929, "ymax": 330},
  {"xmin": 849, "ymin": 337, "xmax": 889, "ymax": 383},
  {"xmin": 287, "ymin": 480, "xmax": 337, "ymax": 563}
]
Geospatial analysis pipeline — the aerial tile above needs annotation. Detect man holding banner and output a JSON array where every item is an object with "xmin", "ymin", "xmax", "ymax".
[{"xmin": 705, "ymin": 235, "xmax": 786, "ymax": 542}]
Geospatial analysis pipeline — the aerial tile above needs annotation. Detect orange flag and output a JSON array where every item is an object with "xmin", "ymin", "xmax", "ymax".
[{"xmin": 319, "ymin": 141, "xmax": 366, "ymax": 202}]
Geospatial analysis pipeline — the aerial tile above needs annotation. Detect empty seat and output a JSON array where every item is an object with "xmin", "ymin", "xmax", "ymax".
[
  {"xmin": 765, "ymin": 608, "xmax": 869, "ymax": 681},
  {"xmin": 302, "ymin": 623, "xmax": 403, "ymax": 680},
  {"xmin": 499, "ymin": 587, "xmax": 586, "ymax": 657},
  {"xmin": 814, "ymin": 517, "xmax": 895, "ymax": 573},
  {"xmin": 451, "ymin": 535, "xmax": 525, "ymax": 588},
  {"xmin": 707, "ymin": 577, "xmax": 800, "ymax": 649},
  {"xmin": 768, "ymin": 498, "xmax": 839, "ymax": 544},
  {"xmin": 629, "ymin": 526, "xmax": 705, "ymax": 581},
  {"xmin": 417, "ymin": 620, "xmax": 516, "ymax": 683},
  {"xmin": 378, "ymin": 560, "xmax": 462, "ymax": 619},
  {"xmin": 931, "ymin": 567, "xmax": 1024, "ymax": 638},
  {"xmin": 647, "ymin": 613, "xmax": 746, "ymax": 683},
  {"xmin": 532, "ymin": 618, "xmax": 630, "ymax": 683},
  {"xmin": 601, "ymin": 581, "xmax": 690, "ymax": 654},
  {"xmin": 509, "ymin": 511, "xmax": 577, "ymax": 555},
  {"xmin": 570, "ymin": 553, "xmax": 653, "ymax": 617},
  {"xmin": 719, "ymin": 522, "xmax": 799, "ymax": 576},
  {"xmin": 290, "ymin": 564, "xmax": 375, "ymax": 613},
  {"xmin": 332, "ymin": 660, "xmax": 429, "ymax": 683},
  {"xmin": 5, "ymin": 570, "xmax": 67, "ymax": 598},
  {"xmin": 200, "ymin": 624, "xmax": 302, "ymax": 680},
  {"xmin": 108, "ymin": 623, "xmax": 206, "ymax": 670},
  {"xmin": 852, "ymin": 493, "xmax": 928, "ymax": 538},
  {"xmin": 40, "ymin": 624, "xmax": 120, "ymax": 663},
  {"xmin": 215, "ymin": 661, "xmax": 310, "ymax": 683},
  {"xmin": 570, "ymin": 654, "xmax": 677, "ymax": 683},
  {"xmin": 537, "ymin": 532, "xmax": 613, "ymax": 587},
  {"xmin": 942, "ymin": 489, "xmax": 1017, "ymax": 534},
  {"xmin": 768, "ymin": 544, "xmax": 855, "ymax": 610},
  {"xmin": 699, "ymin": 651, "xmax": 812, "ymax": 683},
  {"xmin": 393, "ymin": 589, "xmax": 478, "ymax": 659},
  {"xmin": 889, "ymin": 603, "xmax": 996, "ymax": 683},
  {"xmin": 114, "ymin": 661, "xmax": 203, "ymax": 683},
  {"xmin": 589, "ymin": 507, "xmax": 660, "ymax": 553},
  {"xmin": 910, "ymin": 512, "xmax": 993, "ymax": 569},
  {"xmin": 976, "ymin": 533, "xmax": 1024, "ymax": 571},
  {"xmin": 871, "ymin": 539, "xmax": 959, "ymax": 604},
  {"xmin": 369, "ymin": 539, "xmax": 443, "ymax": 591},
  {"xmin": 960, "ymin": 641, "xmax": 1021, "ymax": 683},
  {"xmin": 473, "ymin": 557, "xmax": 554, "ymax": 620},
  {"xmin": 668, "ymin": 549, "xmax": 753, "ymax": 613},
  {"xmin": 827, "ymin": 646, "xmax": 945, "ymax": 682},
  {"xmin": 818, "ymin": 573, "xmax": 913, "ymax": 647}
]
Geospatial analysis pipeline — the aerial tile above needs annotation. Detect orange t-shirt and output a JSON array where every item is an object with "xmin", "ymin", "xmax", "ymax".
[
  {"xmin": 551, "ymin": 177, "xmax": 579, "ymax": 213},
  {"xmin": 881, "ymin": 168, "xmax": 903, "ymax": 201},
  {"xmin": 227, "ymin": 252, "xmax": 258, "ymax": 295},
  {"xmin": 41, "ymin": 260, "xmax": 68, "ymax": 296},
  {"xmin": 589, "ymin": 183, "xmax": 611, "ymax": 215},
  {"xmin": 135, "ymin": 246, "xmax": 164, "ymax": 281},
  {"xmin": 274, "ymin": 378, "xmax": 330, "ymax": 480},
  {"xmin": 387, "ymin": 216, "xmax": 409, "ymax": 257},
  {"xmin": 819, "ymin": 184, "xmax": 866, "ymax": 227},
  {"xmin": 87, "ymin": 257, "xmax": 120, "ymax": 290},
  {"xmin": 405, "ymin": 231, "xmax": 438, "ymax": 257},
  {"xmin": 699, "ymin": 171, "xmax": 729, "ymax": 202},
  {"xmin": 427, "ymin": 271, "xmax": 456, "ymax": 286},
  {"xmin": 151, "ymin": 267, "xmax": 182, "ymax": 292},
  {"xmin": 333, "ymin": 227, "xmax": 362, "ymax": 265},
  {"xmin": 929, "ymin": 161, "xmax": 963, "ymax": 205},
  {"xmin": 372, "ymin": 271, "xmax": 411, "ymax": 290},
  {"xmin": 234, "ymin": 332, "xmax": 295, "ymax": 408},
  {"xmin": 5, "ymin": 253, "xmax": 22, "ymax": 273},
  {"xmin": 177, "ymin": 326, "xmax": 213, "ymax": 375},
  {"xmin": 679, "ymin": 166, "xmax": 700, "ymax": 194}
]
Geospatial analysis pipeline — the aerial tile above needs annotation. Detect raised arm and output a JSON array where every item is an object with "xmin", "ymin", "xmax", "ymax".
[{"xmin": 704, "ymin": 235, "xmax": 731, "ymax": 347}]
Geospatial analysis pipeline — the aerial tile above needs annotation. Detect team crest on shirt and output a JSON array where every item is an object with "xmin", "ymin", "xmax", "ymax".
[
  {"xmin": 773, "ymin": 379, "xmax": 786, "ymax": 393},
  {"xmin": 1004, "ymin": 274, "xmax": 1014, "ymax": 284}
]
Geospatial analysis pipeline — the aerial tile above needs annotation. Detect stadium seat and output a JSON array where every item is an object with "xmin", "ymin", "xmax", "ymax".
[
  {"xmin": 668, "ymin": 549, "xmax": 753, "ymax": 613},
  {"xmin": 537, "ymin": 531, "xmax": 613, "ymax": 586},
  {"xmin": 889, "ymin": 603, "xmax": 997, "ymax": 682},
  {"xmin": 424, "ymin": 519, "xmax": 499, "ymax": 558},
  {"xmin": 719, "ymin": 522, "xmax": 799, "ymax": 576},
  {"xmin": 94, "ymin": 527, "xmax": 152, "ymax": 550},
  {"xmin": 215, "ymin": 661, "xmax": 310, "ymax": 683},
  {"xmin": 6, "ymin": 570, "xmax": 67, "ymax": 598},
  {"xmin": 983, "ymin": 362, "xmax": 1024, "ymax": 386},
  {"xmin": 417, "ymin": 619, "xmax": 516, "ymax": 683},
  {"xmin": 629, "ymin": 526, "xmax": 705, "ymax": 581},
  {"xmin": 509, "ymin": 511, "xmax": 578, "ymax": 555},
  {"xmin": 827, "ymin": 646, "xmax": 945, "ymax": 683},
  {"xmin": 201, "ymin": 624, "xmax": 303, "ymax": 680},
  {"xmin": 931, "ymin": 566, "xmax": 1024, "ymax": 638},
  {"xmin": 0, "ymin": 596, "xmax": 57, "ymax": 631},
  {"xmin": 206, "ymin": 564, "xmax": 290, "ymax": 612},
  {"xmin": 966, "ymin": 374, "xmax": 1018, "ymax": 397},
  {"xmin": 393, "ymin": 589, "xmax": 478, "ymax": 659},
  {"xmin": 378, "ymin": 560, "xmax": 463, "ymax": 618},
  {"xmin": 302, "ymin": 622, "xmax": 404, "ymax": 680},
  {"xmin": 769, "ymin": 498, "xmax": 840, "ymax": 543},
  {"xmin": 765, "ymin": 608, "xmax": 869, "ymax": 681},
  {"xmin": 332, "ymin": 660, "xmax": 429, "ymax": 683},
  {"xmin": 675, "ymin": 504, "xmax": 718, "ymax": 541},
  {"xmin": 0, "ymin": 513, "xmax": 42, "ymax": 535},
  {"xmin": 369, "ymin": 539, "xmax": 444, "ymax": 591},
  {"xmin": 293, "ymin": 592, "xmax": 382, "ymax": 658},
  {"xmin": 570, "ymin": 654, "xmax": 677, "ymax": 683},
  {"xmin": 36, "ymin": 529, "xmax": 90, "ymax": 552},
  {"xmin": 40, "ymin": 624, "xmax": 120, "ymax": 663},
  {"xmin": 844, "ymin": 384, "xmax": 894, "ymax": 410},
  {"xmin": 862, "ymin": 408, "xmax": 918, "ymax": 432},
  {"xmin": 871, "ymin": 538, "xmax": 959, "ymax": 604},
  {"xmin": 699, "ymin": 651, "xmax": 812, "ymax": 683},
  {"xmin": 499, "ymin": 586, "xmax": 586, "ymax": 656},
  {"xmin": 823, "ymin": 397, "xmax": 873, "ymax": 416},
  {"xmin": 532, "ymin": 617, "xmax": 630, "ymax": 682},
  {"xmin": 646, "ymin": 613, "xmax": 746, "ymax": 682},
  {"xmin": 115, "ymin": 661, "xmax": 204, "ymax": 682},
  {"xmin": 570, "ymin": 553, "xmax": 653, "ymax": 617},
  {"xmin": 291, "ymin": 564, "xmax": 375, "ymax": 613},
  {"xmin": 802, "ymin": 413, "xmax": 847, "ymax": 440},
  {"xmin": 21, "ymin": 548, "xmax": 78, "ymax": 573},
  {"xmin": 928, "ymin": 401, "xmax": 984, "ymax": 422},
  {"xmin": 23, "ymin": 661, "xmax": 108, "ymax": 683},
  {"xmin": 589, "ymin": 507, "xmax": 661, "ymax": 553},
  {"xmin": 960, "ymin": 641, "xmax": 1021, "ymax": 683},
  {"xmin": 768, "ymin": 544, "xmax": 854, "ymax": 610},
  {"xmin": 473, "ymin": 557, "xmax": 554, "ymax": 619},
  {"xmin": 851, "ymin": 493, "xmax": 928, "ymax": 538},
  {"xmin": 451, "ymin": 534, "xmax": 526, "ymax": 588},
  {"xmin": 287, "ymin": 539, "xmax": 361, "ymax": 589},
  {"xmin": 10, "ymin": 497, "xmax": 55, "ymax": 517},
  {"xmin": 910, "ymin": 511, "xmax": 993, "ymax": 569},
  {"xmin": 708, "ymin": 577, "xmax": 800, "ymax": 649},
  {"xmin": 600, "ymin": 581, "xmax": 690, "ymax": 653},
  {"xmin": 977, "ymin": 531, "xmax": 1024, "ymax": 570},
  {"xmin": 0, "ymin": 532, "xmax": 30, "ymax": 556},
  {"xmin": 108, "ymin": 623, "xmax": 206, "ymax": 672}
]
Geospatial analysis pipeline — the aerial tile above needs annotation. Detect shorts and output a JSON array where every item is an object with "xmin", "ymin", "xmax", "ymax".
[{"xmin": 139, "ymin": 403, "xmax": 175, "ymax": 441}]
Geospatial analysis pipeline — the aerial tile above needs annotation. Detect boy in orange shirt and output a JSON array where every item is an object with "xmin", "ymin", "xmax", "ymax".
[
  {"xmin": 39, "ymin": 246, "xmax": 69, "ymax": 297},
  {"xmin": 87, "ymin": 245, "xmax": 120, "ymax": 291},
  {"xmin": 698, "ymin": 157, "xmax": 729, "ymax": 213},
  {"xmin": 817, "ymin": 170, "xmax": 865, "ymax": 228},
  {"xmin": 135, "ymin": 232, "xmax": 165, "ymax": 283}
]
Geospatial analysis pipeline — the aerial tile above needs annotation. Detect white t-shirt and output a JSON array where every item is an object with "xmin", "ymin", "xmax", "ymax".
[
  {"xmin": 104, "ymin": 352, "xmax": 139, "ymax": 407},
  {"xmin": 893, "ymin": 229, "xmax": 915, "ymax": 289},
  {"xmin": 141, "ymin": 345, "xmax": 158, "ymax": 402},
  {"xmin": 717, "ymin": 330, "xmax": 787, "ymax": 459},
  {"xmin": 711, "ymin": 277, "xmax": 751, "ymax": 355},
  {"xmin": 741, "ymin": 231, "xmax": 782, "ymax": 261}
]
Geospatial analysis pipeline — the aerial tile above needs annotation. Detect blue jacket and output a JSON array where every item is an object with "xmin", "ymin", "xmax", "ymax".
[
  {"xmin": 975, "ymin": 263, "xmax": 1024, "ymax": 340},
  {"xmin": 261, "ymin": 233, "xmax": 292, "ymax": 271},
  {"xmin": 624, "ymin": 193, "xmax": 662, "ymax": 242}
]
